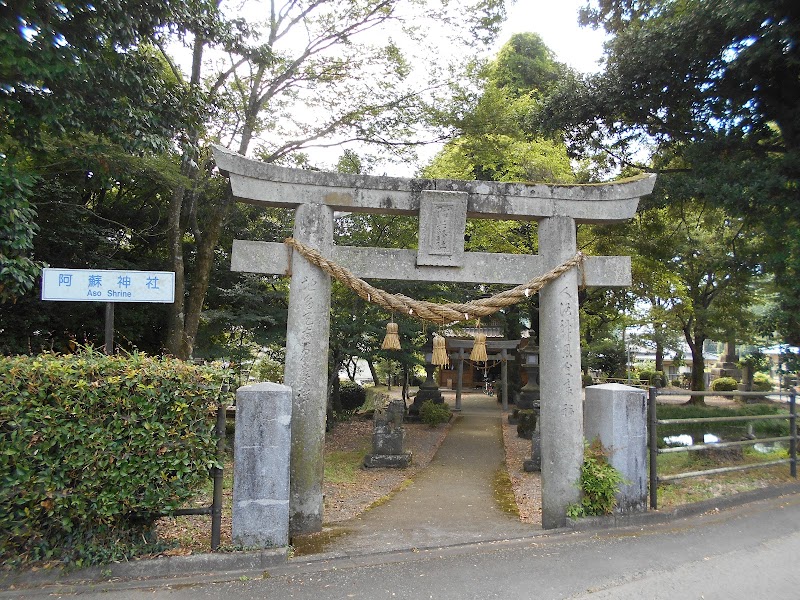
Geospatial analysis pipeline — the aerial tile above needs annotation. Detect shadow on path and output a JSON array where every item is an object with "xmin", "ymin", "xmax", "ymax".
[{"xmin": 314, "ymin": 393, "xmax": 538, "ymax": 557}]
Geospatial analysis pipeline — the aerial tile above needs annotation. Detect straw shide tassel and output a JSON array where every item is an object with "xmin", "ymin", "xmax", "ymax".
[
  {"xmin": 381, "ymin": 321, "xmax": 401, "ymax": 350},
  {"xmin": 470, "ymin": 332, "xmax": 488, "ymax": 362},
  {"xmin": 431, "ymin": 333, "xmax": 449, "ymax": 367}
]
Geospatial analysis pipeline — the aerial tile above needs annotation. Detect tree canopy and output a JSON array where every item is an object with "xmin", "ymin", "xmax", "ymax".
[
  {"xmin": 530, "ymin": 0, "xmax": 800, "ymax": 345},
  {"xmin": 0, "ymin": 0, "xmax": 513, "ymax": 356}
]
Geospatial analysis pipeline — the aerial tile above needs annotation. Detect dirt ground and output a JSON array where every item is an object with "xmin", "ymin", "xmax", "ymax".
[
  {"xmin": 322, "ymin": 416, "xmax": 453, "ymax": 523},
  {"xmin": 156, "ymin": 402, "xmax": 542, "ymax": 553},
  {"xmin": 501, "ymin": 414, "xmax": 542, "ymax": 523}
]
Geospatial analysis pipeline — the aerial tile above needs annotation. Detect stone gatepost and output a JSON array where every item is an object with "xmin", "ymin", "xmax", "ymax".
[
  {"xmin": 539, "ymin": 216, "xmax": 583, "ymax": 528},
  {"xmin": 584, "ymin": 383, "xmax": 648, "ymax": 513},
  {"xmin": 283, "ymin": 203, "xmax": 333, "ymax": 535},
  {"xmin": 232, "ymin": 382, "xmax": 292, "ymax": 547}
]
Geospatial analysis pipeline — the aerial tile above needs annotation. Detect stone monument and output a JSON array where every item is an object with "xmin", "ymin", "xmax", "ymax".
[
  {"xmin": 364, "ymin": 397, "xmax": 412, "ymax": 468},
  {"xmin": 213, "ymin": 144, "xmax": 655, "ymax": 533},
  {"xmin": 711, "ymin": 337, "xmax": 742, "ymax": 381}
]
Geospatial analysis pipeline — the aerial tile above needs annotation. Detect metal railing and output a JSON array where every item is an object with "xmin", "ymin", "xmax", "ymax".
[
  {"xmin": 648, "ymin": 387, "xmax": 797, "ymax": 510},
  {"xmin": 159, "ymin": 402, "xmax": 226, "ymax": 550}
]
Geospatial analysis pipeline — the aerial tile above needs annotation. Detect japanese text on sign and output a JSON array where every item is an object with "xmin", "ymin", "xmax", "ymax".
[{"xmin": 41, "ymin": 269, "xmax": 176, "ymax": 303}]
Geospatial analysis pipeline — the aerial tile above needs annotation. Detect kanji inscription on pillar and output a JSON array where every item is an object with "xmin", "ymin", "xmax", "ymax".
[{"xmin": 416, "ymin": 191, "xmax": 467, "ymax": 267}]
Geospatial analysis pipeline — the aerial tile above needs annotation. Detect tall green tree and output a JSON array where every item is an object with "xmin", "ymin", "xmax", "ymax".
[
  {"xmin": 161, "ymin": 0, "xmax": 512, "ymax": 359},
  {"xmin": 608, "ymin": 198, "xmax": 764, "ymax": 401},
  {"xmin": 426, "ymin": 32, "xmax": 574, "ymax": 183},
  {"xmin": 0, "ymin": 1, "xmax": 219, "ymax": 302},
  {"xmin": 532, "ymin": 0, "xmax": 800, "ymax": 344}
]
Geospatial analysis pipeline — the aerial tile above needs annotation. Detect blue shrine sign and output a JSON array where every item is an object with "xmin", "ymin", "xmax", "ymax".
[{"xmin": 41, "ymin": 268, "xmax": 175, "ymax": 303}]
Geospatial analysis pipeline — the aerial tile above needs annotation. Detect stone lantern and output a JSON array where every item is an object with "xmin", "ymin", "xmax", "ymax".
[
  {"xmin": 520, "ymin": 343, "xmax": 542, "ymax": 472},
  {"xmin": 518, "ymin": 344, "xmax": 541, "ymax": 411}
]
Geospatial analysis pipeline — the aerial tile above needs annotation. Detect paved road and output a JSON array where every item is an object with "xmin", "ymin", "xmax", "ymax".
[{"xmin": 14, "ymin": 492, "xmax": 800, "ymax": 599}]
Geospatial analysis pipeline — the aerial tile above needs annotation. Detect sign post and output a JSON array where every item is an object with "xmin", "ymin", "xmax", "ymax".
[
  {"xmin": 41, "ymin": 268, "xmax": 175, "ymax": 353},
  {"xmin": 105, "ymin": 302, "xmax": 114, "ymax": 354}
]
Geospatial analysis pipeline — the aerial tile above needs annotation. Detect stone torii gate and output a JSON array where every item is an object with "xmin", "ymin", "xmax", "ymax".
[{"xmin": 212, "ymin": 145, "xmax": 655, "ymax": 533}]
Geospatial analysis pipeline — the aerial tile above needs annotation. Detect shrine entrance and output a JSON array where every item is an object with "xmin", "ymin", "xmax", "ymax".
[
  {"xmin": 437, "ymin": 337, "xmax": 522, "ymax": 409},
  {"xmin": 213, "ymin": 144, "xmax": 655, "ymax": 533}
]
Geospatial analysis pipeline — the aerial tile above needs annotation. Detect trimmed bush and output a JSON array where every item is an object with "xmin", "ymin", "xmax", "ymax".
[
  {"xmin": 419, "ymin": 400, "xmax": 451, "ymax": 427},
  {"xmin": 637, "ymin": 369, "xmax": 666, "ymax": 387},
  {"xmin": 0, "ymin": 349, "xmax": 230, "ymax": 567},
  {"xmin": 710, "ymin": 376, "xmax": 739, "ymax": 391},
  {"xmin": 338, "ymin": 380, "xmax": 367, "ymax": 413},
  {"xmin": 752, "ymin": 372, "xmax": 773, "ymax": 392}
]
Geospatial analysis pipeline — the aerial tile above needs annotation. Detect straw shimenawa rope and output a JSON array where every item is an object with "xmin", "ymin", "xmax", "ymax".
[{"xmin": 284, "ymin": 237, "xmax": 585, "ymax": 324}]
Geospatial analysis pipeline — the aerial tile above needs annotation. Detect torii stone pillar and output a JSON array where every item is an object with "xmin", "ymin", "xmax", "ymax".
[
  {"xmin": 283, "ymin": 203, "xmax": 333, "ymax": 534},
  {"xmin": 212, "ymin": 144, "xmax": 656, "ymax": 534},
  {"xmin": 539, "ymin": 216, "xmax": 582, "ymax": 528}
]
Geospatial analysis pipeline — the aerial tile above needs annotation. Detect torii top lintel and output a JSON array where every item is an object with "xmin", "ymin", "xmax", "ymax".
[{"xmin": 212, "ymin": 145, "xmax": 656, "ymax": 224}]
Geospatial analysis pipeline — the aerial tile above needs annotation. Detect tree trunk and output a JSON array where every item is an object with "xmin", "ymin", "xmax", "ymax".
[
  {"xmin": 165, "ymin": 182, "xmax": 188, "ymax": 357},
  {"xmin": 180, "ymin": 188, "xmax": 235, "ymax": 358},
  {"xmin": 367, "ymin": 358, "xmax": 380, "ymax": 387},
  {"xmin": 328, "ymin": 375, "xmax": 340, "ymax": 430},
  {"xmin": 685, "ymin": 327, "xmax": 707, "ymax": 405},
  {"xmin": 346, "ymin": 358, "xmax": 357, "ymax": 381},
  {"xmin": 655, "ymin": 340, "xmax": 664, "ymax": 377},
  {"xmin": 164, "ymin": 32, "xmax": 205, "ymax": 359}
]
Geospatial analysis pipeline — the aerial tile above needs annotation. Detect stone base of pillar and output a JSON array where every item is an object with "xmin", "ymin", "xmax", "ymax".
[
  {"xmin": 363, "ymin": 452, "xmax": 413, "ymax": 468},
  {"xmin": 584, "ymin": 383, "xmax": 648, "ymax": 514},
  {"xmin": 233, "ymin": 382, "xmax": 292, "ymax": 548}
]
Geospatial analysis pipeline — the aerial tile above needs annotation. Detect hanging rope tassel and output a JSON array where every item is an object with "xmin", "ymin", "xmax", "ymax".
[
  {"xmin": 431, "ymin": 333, "xmax": 449, "ymax": 367},
  {"xmin": 381, "ymin": 321, "xmax": 401, "ymax": 350},
  {"xmin": 470, "ymin": 332, "xmax": 488, "ymax": 362}
]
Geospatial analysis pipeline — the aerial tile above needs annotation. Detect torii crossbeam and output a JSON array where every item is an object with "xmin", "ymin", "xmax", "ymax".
[{"xmin": 213, "ymin": 145, "xmax": 655, "ymax": 533}]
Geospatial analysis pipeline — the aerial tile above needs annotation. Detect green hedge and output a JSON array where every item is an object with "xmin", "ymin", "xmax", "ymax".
[
  {"xmin": 337, "ymin": 380, "xmax": 367, "ymax": 414},
  {"xmin": 710, "ymin": 376, "xmax": 739, "ymax": 391},
  {"xmin": 752, "ymin": 372, "xmax": 773, "ymax": 392},
  {"xmin": 0, "ymin": 349, "xmax": 230, "ymax": 567}
]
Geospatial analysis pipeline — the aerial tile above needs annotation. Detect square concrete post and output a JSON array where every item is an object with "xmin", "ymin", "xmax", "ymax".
[
  {"xmin": 284, "ymin": 203, "xmax": 334, "ymax": 535},
  {"xmin": 538, "ymin": 216, "xmax": 583, "ymax": 529},
  {"xmin": 584, "ymin": 383, "xmax": 648, "ymax": 513},
  {"xmin": 233, "ymin": 382, "xmax": 292, "ymax": 547}
]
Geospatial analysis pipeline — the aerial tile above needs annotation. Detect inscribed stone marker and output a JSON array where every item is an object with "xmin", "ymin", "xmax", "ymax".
[{"xmin": 417, "ymin": 191, "xmax": 467, "ymax": 267}]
